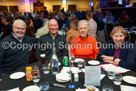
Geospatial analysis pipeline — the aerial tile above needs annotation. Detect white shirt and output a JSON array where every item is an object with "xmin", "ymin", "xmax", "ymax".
[{"xmin": 88, "ymin": 19, "xmax": 97, "ymax": 38}]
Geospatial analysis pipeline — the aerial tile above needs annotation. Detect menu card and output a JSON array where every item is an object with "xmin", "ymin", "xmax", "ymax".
[
  {"xmin": 85, "ymin": 66, "xmax": 101, "ymax": 86},
  {"xmin": 99, "ymin": 64, "xmax": 130, "ymax": 73}
]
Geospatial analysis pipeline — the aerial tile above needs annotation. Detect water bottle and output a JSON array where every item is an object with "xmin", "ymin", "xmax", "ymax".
[{"xmin": 50, "ymin": 47, "xmax": 59, "ymax": 74}]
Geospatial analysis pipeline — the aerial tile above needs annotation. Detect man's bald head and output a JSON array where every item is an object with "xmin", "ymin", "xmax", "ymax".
[{"xmin": 48, "ymin": 19, "xmax": 59, "ymax": 37}]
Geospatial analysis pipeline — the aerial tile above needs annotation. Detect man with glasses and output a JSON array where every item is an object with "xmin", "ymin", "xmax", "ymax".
[{"xmin": 0, "ymin": 19, "xmax": 37, "ymax": 76}]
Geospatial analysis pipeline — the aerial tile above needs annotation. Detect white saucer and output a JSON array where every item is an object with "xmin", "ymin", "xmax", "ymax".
[
  {"xmin": 75, "ymin": 58, "xmax": 84, "ymax": 63},
  {"xmin": 22, "ymin": 85, "xmax": 40, "ymax": 91},
  {"xmin": 123, "ymin": 76, "xmax": 136, "ymax": 84},
  {"xmin": 48, "ymin": 62, "xmax": 61, "ymax": 66},
  {"xmin": 88, "ymin": 60, "xmax": 100, "ymax": 65},
  {"xmin": 10, "ymin": 72, "xmax": 25, "ymax": 79},
  {"xmin": 56, "ymin": 78, "xmax": 71, "ymax": 83},
  {"xmin": 56, "ymin": 73, "xmax": 71, "ymax": 83}
]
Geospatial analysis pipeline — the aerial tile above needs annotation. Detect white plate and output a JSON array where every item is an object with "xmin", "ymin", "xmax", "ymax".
[
  {"xmin": 123, "ymin": 76, "xmax": 136, "ymax": 84},
  {"xmin": 75, "ymin": 58, "xmax": 84, "ymax": 63},
  {"xmin": 10, "ymin": 72, "xmax": 25, "ymax": 79},
  {"xmin": 22, "ymin": 85, "xmax": 40, "ymax": 91},
  {"xmin": 48, "ymin": 62, "xmax": 61, "ymax": 66},
  {"xmin": 56, "ymin": 78, "xmax": 71, "ymax": 83},
  {"xmin": 56, "ymin": 73, "xmax": 71, "ymax": 83},
  {"xmin": 88, "ymin": 60, "xmax": 100, "ymax": 65}
]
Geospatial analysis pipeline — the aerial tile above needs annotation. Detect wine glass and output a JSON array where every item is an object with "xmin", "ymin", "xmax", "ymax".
[
  {"xmin": 102, "ymin": 85, "xmax": 113, "ymax": 91},
  {"xmin": 77, "ymin": 60, "xmax": 84, "ymax": 72},
  {"xmin": 70, "ymin": 53, "xmax": 75, "ymax": 67},
  {"xmin": 40, "ymin": 82, "xmax": 50, "ymax": 91},
  {"xmin": 32, "ymin": 65, "xmax": 40, "ymax": 85}
]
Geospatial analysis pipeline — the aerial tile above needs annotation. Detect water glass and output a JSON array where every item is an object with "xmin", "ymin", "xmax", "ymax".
[
  {"xmin": 40, "ymin": 82, "xmax": 50, "ymax": 91},
  {"xmin": 107, "ymin": 70, "xmax": 115, "ymax": 80},
  {"xmin": 102, "ymin": 85, "xmax": 113, "ymax": 91},
  {"xmin": 77, "ymin": 61, "xmax": 84, "ymax": 68},
  {"xmin": 42, "ymin": 64, "xmax": 50, "ymax": 74},
  {"xmin": 32, "ymin": 65, "xmax": 40, "ymax": 85},
  {"xmin": 113, "ymin": 73, "xmax": 122, "ymax": 85}
]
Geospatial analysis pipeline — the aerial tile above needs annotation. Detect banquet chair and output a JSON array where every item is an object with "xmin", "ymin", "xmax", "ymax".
[{"xmin": 104, "ymin": 23, "xmax": 113, "ymax": 42}]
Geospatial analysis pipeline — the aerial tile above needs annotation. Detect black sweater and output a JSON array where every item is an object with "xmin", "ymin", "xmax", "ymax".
[
  {"xmin": 35, "ymin": 33, "xmax": 68, "ymax": 63},
  {"xmin": 0, "ymin": 34, "xmax": 37, "ymax": 74}
]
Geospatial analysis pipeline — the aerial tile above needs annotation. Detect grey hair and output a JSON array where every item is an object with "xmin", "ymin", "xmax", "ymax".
[
  {"xmin": 70, "ymin": 14, "xmax": 76, "ymax": 18},
  {"xmin": 13, "ymin": 19, "xmax": 26, "ymax": 28},
  {"xmin": 77, "ymin": 20, "xmax": 89, "ymax": 30}
]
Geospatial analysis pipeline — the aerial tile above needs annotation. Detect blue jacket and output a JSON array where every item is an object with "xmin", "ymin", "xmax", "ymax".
[{"xmin": 97, "ymin": 40, "xmax": 136, "ymax": 70}]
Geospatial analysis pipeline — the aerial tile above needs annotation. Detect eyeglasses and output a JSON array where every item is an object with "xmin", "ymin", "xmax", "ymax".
[{"xmin": 16, "ymin": 27, "xmax": 25, "ymax": 30}]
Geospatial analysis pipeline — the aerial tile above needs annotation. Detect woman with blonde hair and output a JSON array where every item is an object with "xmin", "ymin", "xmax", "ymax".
[
  {"xmin": 66, "ymin": 18, "xmax": 80, "ymax": 44},
  {"xmin": 97, "ymin": 26, "xmax": 135, "ymax": 70}
]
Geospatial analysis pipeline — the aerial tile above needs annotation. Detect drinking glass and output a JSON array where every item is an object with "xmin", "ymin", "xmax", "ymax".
[
  {"xmin": 102, "ymin": 85, "xmax": 113, "ymax": 91},
  {"xmin": 40, "ymin": 82, "xmax": 50, "ymax": 91},
  {"xmin": 77, "ymin": 60, "xmax": 84, "ymax": 72},
  {"xmin": 107, "ymin": 69, "xmax": 115, "ymax": 80},
  {"xmin": 113, "ymin": 73, "xmax": 122, "ymax": 85},
  {"xmin": 70, "ymin": 53, "xmax": 75, "ymax": 67},
  {"xmin": 32, "ymin": 65, "xmax": 40, "ymax": 85},
  {"xmin": 40, "ymin": 54, "xmax": 46, "ymax": 67},
  {"xmin": 42, "ymin": 64, "xmax": 50, "ymax": 74}
]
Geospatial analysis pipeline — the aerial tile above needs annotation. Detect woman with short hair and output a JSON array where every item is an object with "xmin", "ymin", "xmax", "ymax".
[
  {"xmin": 97, "ymin": 26, "xmax": 135, "ymax": 70},
  {"xmin": 70, "ymin": 20, "xmax": 99, "ymax": 59}
]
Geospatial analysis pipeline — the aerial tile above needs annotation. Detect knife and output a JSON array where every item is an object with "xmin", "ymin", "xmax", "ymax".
[{"xmin": 51, "ymin": 83, "xmax": 66, "ymax": 88}]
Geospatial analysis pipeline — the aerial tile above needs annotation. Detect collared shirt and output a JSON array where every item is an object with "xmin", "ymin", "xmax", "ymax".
[
  {"xmin": 12, "ymin": 33, "xmax": 24, "ymax": 43},
  {"xmin": 49, "ymin": 33, "xmax": 57, "ymax": 41}
]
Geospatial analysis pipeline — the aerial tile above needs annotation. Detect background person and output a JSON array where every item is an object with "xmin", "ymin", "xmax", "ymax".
[
  {"xmin": 86, "ymin": 11, "xmax": 97, "ymax": 38},
  {"xmin": 66, "ymin": 18, "xmax": 79, "ymax": 44},
  {"xmin": 97, "ymin": 26, "xmax": 135, "ymax": 70}
]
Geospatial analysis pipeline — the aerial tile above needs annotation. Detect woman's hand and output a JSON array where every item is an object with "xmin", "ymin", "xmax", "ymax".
[
  {"xmin": 114, "ymin": 58, "xmax": 121, "ymax": 65},
  {"xmin": 101, "ymin": 55, "xmax": 114, "ymax": 64},
  {"xmin": 101, "ymin": 55, "xmax": 114, "ymax": 61}
]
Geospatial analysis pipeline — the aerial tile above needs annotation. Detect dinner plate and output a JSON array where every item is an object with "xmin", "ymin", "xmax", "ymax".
[
  {"xmin": 75, "ymin": 58, "xmax": 84, "ymax": 63},
  {"xmin": 123, "ymin": 76, "xmax": 136, "ymax": 84},
  {"xmin": 22, "ymin": 85, "xmax": 40, "ymax": 91},
  {"xmin": 88, "ymin": 60, "xmax": 100, "ymax": 65},
  {"xmin": 10, "ymin": 72, "xmax": 25, "ymax": 79}
]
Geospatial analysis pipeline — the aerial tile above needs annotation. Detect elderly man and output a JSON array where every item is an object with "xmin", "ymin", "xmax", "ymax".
[
  {"xmin": 35, "ymin": 19, "xmax": 68, "ymax": 62},
  {"xmin": 0, "ymin": 19, "xmax": 37, "ymax": 75},
  {"xmin": 86, "ymin": 11, "xmax": 97, "ymax": 38}
]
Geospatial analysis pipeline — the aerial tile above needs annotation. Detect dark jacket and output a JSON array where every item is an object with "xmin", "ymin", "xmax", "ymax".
[
  {"xmin": 0, "ymin": 34, "xmax": 38, "ymax": 74},
  {"xmin": 35, "ymin": 33, "xmax": 68, "ymax": 62},
  {"xmin": 97, "ymin": 40, "xmax": 135, "ymax": 70}
]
